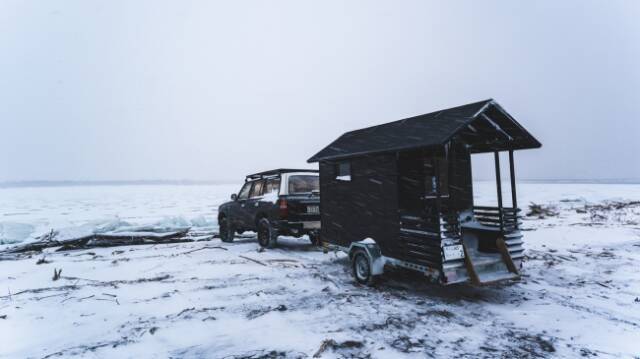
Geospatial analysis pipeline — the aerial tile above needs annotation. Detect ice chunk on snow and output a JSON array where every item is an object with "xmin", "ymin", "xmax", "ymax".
[
  {"xmin": 93, "ymin": 218, "xmax": 132, "ymax": 233},
  {"xmin": 0, "ymin": 222, "xmax": 35, "ymax": 244},
  {"xmin": 189, "ymin": 215, "xmax": 215, "ymax": 228}
]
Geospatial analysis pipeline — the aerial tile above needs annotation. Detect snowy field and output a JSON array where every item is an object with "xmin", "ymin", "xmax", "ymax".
[{"xmin": 0, "ymin": 182, "xmax": 639, "ymax": 358}]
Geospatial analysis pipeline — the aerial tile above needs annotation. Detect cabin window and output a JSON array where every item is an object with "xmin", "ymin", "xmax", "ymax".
[{"xmin": 335, "ymin": 161, "xmax": 351, "ymax": 181}]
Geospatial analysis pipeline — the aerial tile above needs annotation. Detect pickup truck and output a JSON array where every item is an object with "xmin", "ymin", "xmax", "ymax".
[{"xmin": 217, "ymin": 169, "xmax": 321, "ymax": 248}]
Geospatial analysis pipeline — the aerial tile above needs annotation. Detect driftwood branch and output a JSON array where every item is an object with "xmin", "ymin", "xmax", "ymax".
[{"xmin": 0, "ymin": 229, "xmax": 219, "ymax": 257}]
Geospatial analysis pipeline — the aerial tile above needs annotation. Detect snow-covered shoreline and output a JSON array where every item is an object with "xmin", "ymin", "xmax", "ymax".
[
  {"xmin": 1, "ymin": 183, "xmax": 639, "ymax": 358},
  {"xmin": 0, "ymin": 184, "xmax": 239, "ymax": 248}
]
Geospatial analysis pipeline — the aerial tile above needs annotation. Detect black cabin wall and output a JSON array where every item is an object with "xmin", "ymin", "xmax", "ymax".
[
  {"xmin": 319, "ymin": 154, "xmax": 401, "ymax": 258},
  {"xmin": 319, "ymin": 143, "xmax": 475, "ymax": 267}
]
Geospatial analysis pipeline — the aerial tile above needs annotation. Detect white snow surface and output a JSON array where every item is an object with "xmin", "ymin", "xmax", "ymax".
[{"xmin": 0, "ymin": 182, "xmax": 639, "ymax": 358}]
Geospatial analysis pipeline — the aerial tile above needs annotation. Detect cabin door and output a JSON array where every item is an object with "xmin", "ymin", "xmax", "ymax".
[
  {"xmin": 398, "ymin": 154, "xmax": 447, "ymax": 232},
  {"xmin": 397, "ymin": 152, "xmax": 448, "ymax": 266}
]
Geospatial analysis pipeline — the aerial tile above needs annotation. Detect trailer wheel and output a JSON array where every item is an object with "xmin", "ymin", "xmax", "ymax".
[
  {"xmin": 219, "ymin": 216, "xmax": 235, "ymax": 243},
  {"xmin": 352, "ymin": 249, "xmax": 378, "ymax": 286},
  {"xmin": 257, "ymin": 218, "xmax": 278, "ymax": 248}
]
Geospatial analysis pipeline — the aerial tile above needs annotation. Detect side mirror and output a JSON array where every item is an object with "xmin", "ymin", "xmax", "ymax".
[{"xmin": 231, "ymin": 193, "xmax": 237, "ymax": 201}]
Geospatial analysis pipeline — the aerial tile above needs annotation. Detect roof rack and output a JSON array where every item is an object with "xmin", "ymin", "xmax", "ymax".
[{"xmin": 245, "ymin": 168, "xmax": 318, "ymax": 181}]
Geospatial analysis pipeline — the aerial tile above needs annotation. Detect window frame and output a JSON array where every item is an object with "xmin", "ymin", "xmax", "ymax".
[
  {"xmin": 335, "ymin": 161, "xmax": 351, "ymax": 181},
  {"xmin": 288, "ymin": 175, "xmax": 320, "ymax": 194},
  {"xmin": 249, "ymin": 179, "xmax": 265, "ymax": 199},
  {"xmin": 263, "ymin": 177, "xmax": 281, "ymax": 196},
  {"xmin": 238, "ymin": 181, "xmax": 252, "ymax": 200}
]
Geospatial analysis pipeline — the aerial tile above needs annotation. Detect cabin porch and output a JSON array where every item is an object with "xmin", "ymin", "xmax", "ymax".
[{"xmin": 397, "ymin": 146, "xmax": 524, "ymax": 284}]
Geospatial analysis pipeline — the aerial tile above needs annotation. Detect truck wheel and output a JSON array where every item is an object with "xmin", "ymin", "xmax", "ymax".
[
  {"xmin": 308, "ymin": 232, "xmax": 321, "ymax": 246},
  {"xmin": 219, "ymin": 216, "xmax": 235, "ymax": 243},
  {"xmin": 352, "ymin": 249, "xmax": 378, "ymax": 286},
  {"xmin": 257, "ymin": 218, "xmax": 278, "ymax": 248}
]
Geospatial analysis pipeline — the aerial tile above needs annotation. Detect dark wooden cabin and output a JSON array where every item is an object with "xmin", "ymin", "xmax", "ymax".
[{"xmin": 308, "ymin": 99, "xmax": 541, "ymax": 285}]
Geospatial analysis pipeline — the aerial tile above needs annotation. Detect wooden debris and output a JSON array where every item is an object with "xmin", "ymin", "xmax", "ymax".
[
  {"xmin": 238, "ymin": 255, "xmax": 267, "ymax": 266},
  {"xmin": 313, "ymin": 339, "xmax": 363, "ymax": 358},
  {"xmin": 0, "ymin": 229, "xmax": 211, "ymax": 257},
  {"xmin": 52, "ymin": 268, "xmax": 62, "ymax": 281},
  {"xmin": 177, "ymin": 246, "xmax": 228, "ymax": 256},
  {"xmin": 526, "ymin": 202, "xmax": 559, "ymax": 218}
]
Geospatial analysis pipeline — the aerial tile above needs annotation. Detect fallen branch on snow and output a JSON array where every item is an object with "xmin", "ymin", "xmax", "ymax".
[
  {"xmin": 238, "ymin": 255, "xmax": 267, "ymax": 266},
  {"xmin": 0, "ymin": 274, "xmax": 172, "ymax": 300},
  {"xmin": 0, "ymin": 229, "xmax": 218, "ymax": 257}
]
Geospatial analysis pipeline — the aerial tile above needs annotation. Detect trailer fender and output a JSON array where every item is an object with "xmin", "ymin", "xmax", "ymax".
[{"xmin": 348, "ymin": 238, "xmax": 385, "ymax": 276}]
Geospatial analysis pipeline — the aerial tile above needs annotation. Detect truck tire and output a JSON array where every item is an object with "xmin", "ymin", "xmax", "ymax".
[
  {"xmin": 308, "ymin": 232, "xmax": 321, "ymax": 246},
  {"xmin": 257, "ymin": 218, "xmax": 278, "ymax": 248},
  {"xmin": 219, "ymin": 216, "xmax": 235, "ymax": 243},
  {"xmin": 351, "ymin": 249, "xmax": 378, "ymax": 286}
]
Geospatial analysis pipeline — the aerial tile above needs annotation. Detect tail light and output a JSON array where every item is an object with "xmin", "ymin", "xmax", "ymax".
[{"xmin": 278, "ymin": 198, "xmax": 288, "ymax": 219}]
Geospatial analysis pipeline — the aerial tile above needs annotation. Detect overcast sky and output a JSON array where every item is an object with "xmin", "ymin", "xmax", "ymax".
[{"xmin": 1, "ymin": 1, "xmax": 638, "ymax": 182}]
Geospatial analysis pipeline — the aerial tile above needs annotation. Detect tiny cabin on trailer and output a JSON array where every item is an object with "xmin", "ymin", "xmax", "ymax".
[{"xmin": 307, "ymin": 99, "xmax": 541, "ymax": 286}]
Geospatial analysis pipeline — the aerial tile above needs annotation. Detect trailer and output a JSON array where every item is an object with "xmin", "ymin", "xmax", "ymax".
[{"xmin": 307, "ymin": 99, "xmax": 541, "ymax": 285}]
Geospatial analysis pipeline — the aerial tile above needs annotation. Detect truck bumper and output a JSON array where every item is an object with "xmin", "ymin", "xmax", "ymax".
[{"xmin": 275, "ymin": 220, "xmax": 321, "ymax": 235}]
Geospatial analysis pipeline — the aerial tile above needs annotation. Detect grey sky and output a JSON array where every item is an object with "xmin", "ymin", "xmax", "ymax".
[{"xmin": 1, "ymin": 1, "xmax": 639, "ymax": 182}]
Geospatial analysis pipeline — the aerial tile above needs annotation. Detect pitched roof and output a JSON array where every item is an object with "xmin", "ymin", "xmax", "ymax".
[{"xmin": 307, "ymin": 99, "xmax": 541, "ymax": 163}]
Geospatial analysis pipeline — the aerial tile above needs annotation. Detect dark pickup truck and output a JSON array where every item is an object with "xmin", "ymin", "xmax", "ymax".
[{"xmin": 218, "ymin": 169, "xmax": 321, "ymax": 248}]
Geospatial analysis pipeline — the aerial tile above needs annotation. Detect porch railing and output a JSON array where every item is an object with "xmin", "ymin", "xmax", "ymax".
[{"xmin": 473, "ymin": 206, "xmax": 521, "ymax": 232}]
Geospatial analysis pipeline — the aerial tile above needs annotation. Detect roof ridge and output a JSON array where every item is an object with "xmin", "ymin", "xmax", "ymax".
[{"xmin": 340, "ymin": 99, "xmax": 494, "ymax": 136}]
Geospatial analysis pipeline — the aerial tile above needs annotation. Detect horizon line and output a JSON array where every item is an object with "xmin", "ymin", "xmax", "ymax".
[{"xmin": 1, "ymin": 178, "xmax": 640, "ymax": 188}]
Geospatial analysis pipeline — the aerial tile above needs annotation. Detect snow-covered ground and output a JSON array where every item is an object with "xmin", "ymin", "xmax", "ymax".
[{"xmin": 0, "ymin": 182, "xmax": 639, "ymax": 358}]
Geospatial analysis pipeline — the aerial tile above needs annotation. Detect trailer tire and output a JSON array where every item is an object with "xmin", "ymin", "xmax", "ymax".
[
  {"xmin": 219, "ymin": 216, "xmax": 235, "ymax": 243},
  {"xmin": 351, "ymin": 249, "xmax": 378, "ymax": 286},
  {"xmin": 257, "ymin": 218, "xmax": 278, "ymax": 248}
]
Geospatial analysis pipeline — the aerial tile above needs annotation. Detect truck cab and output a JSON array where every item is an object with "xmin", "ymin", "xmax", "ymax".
[{"xmin": 218, "ymin": 169, "xmax": 320, "ymax": 248}]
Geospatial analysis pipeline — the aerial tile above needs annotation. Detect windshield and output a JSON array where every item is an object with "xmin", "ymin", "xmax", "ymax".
[{"xmin": 288, "ymin": 175, "xmax": 319, "ymax": 194}]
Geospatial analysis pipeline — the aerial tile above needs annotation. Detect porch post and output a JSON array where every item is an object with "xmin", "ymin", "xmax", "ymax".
[
  {"xmin": 509, "ymin": 150, "xmax": 517, "ymax": 209},
  {"xmin": 494, "ymin": 151, "xmax": 504, "ymax": 232},
  {"xmin": 509, "ymin": 150, "xmax": 518, "ymax": 230}
]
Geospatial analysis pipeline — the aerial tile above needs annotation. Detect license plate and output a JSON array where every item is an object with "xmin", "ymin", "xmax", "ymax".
[
  {"xmin": 307, "ymin": 205, "xmax": 320, "ymax": 214},
  {"xmin": 442, "ymin": 245, "xmax": 464, "ymax": 261}
]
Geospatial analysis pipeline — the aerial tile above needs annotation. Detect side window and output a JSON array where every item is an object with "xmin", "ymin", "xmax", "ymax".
[
  {"xmin": 249, "ymin": 180, "xmax": 265, "ymax": 198},
  {"xmin": 335, "ymin": 161, "xmax": 351, "ymax": 181},
  {"xmin": 238, "ymin": 182, "xmax": 252, "ymax": 200},
  {"xmin": 264, "ymin": 177, "xmax": 281, "ymax": 195}
]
